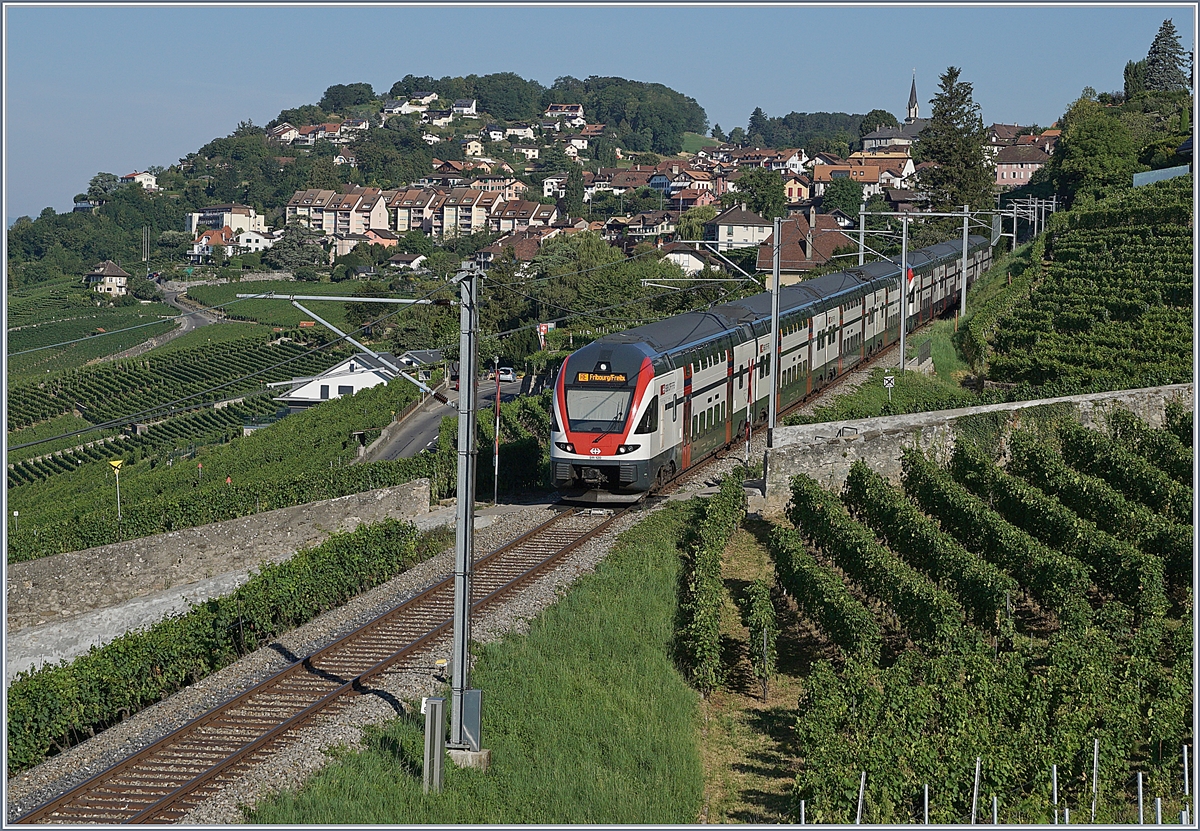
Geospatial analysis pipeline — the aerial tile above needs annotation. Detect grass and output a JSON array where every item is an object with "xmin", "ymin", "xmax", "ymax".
[
  {"xmin": 140, "ymin": 321, "xmax": 278, "ymax": 357},
  {"xmin": 681, "ymin": 131, "xmax": 720, "ymax": 154},
  {"xmin": 245, "ymin": 502, "xmax": 704, "ymax": 824},
  {"xmin": 187, "ymin": 281, "xmax": 363, "ymax": 330}
]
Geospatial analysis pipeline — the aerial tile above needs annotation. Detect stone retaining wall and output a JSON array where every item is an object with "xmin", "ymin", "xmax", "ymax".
[
  {"xmin": 762, "ymin": 384, "xmax": 1192, "ymax": 515},
  {"xmin": 6, "ymin": 479, "xmax": 431, "ymax": 633}
]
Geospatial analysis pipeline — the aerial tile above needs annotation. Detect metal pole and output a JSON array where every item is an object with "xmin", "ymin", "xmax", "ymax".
[
  {"xmin": 768, "ymin": 216, "xmax": 781, "ymax": 448},
  {"xmin": 450, "ymin": 266, "xmax": 480, "ymax": 750},
  {"xmin": 800, "ymin": 800, "xmax": 806, "ymax": 825},
  {"xmin": 1053, "ymin": 763, "xmax": 1059, "ymax": 823},
  {"xmin": 856, "ymin": 770, "xmax": 866, "ymax": 824},
  {"xmin": 899, "ymin": 213, "xmax": 909, "ymax": 373},
  {"xmin": 493, "ymin": 356, "xmax": 500, "ymax": 506},
  {"xmin": 971, "ymin": 756, "xmax": 981, "ymax": 824},
  {"xmin": 858, "ymin": 201, "xmax": 866, "ymax": 265},
  {"xmin": 961, "ymin": 204, "xmax": 970, "ymax": 318},
  {"xmin": 115, "ymin": 467, "xmax": 121, "ymax": 521},
  {"xmin": 924, "ymin": 783, "xmax": 929, "ymax": 824},
  {"xmin": 1139, "ymin": 771, "xmax": 1144, "ymax": 824},
  {"xmin": 993, "ymin": 795, "xmax": 998, "ymax": 825},
  {"xmin": 1185, "ymin": 744, "xmax": 1190, "ymax": 798},
  {"xmin": 423, "ymin": 697, "xmax": 445, "ymax": 793},
  {"xmin": 1156, "ymin": 797, "xmax": 1162, "ymax": 824},
  {"xmin": 1092, "ymin": 738, "xmax": 1099, "ymax": 822}
]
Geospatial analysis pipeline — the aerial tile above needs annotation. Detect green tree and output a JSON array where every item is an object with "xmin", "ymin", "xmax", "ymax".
[
  {"xmin": 563, "ymin": 166, "xmax": 585, "ymax": 218},
  {"xmin": 263, "ymin": 223, "xmax": 325, "ymax": 271},
  {"xmin": 1124, "ymin": 60, "xmax": 1148, "ymax": 99},
  {"xmin": 1047, "ymin": 93, "xmax": 1140, "ymax": 205},
  {"xmin": 748, "ymin": 107, "xmax": 770, "ymax": 141},
  {"xmin": 711, "ymin": 123, "xmax": 726, "ymax": 142},
  {"xmin": 728, "ymin": 127, "xmax": 746, "ymax": 146},
  {"xmin": 87, "ymin": 172, "xmax": 121, "ymax": 203},
  {"xmin": 723, "ymin": 166, "xmax": 786, "ymax": 221},
  {"xmin": 821, "ymin": 176, "xmax": 864, "ymax": 216},
  {"xmin": 1145, "ymin": 19, "xmax": 1190, "ymax": 92},
  {"xmin": 318, "ymin": 83, "xmax": 376, "ymax": 113},
  {"xmin": 916, "ymin": 67, "xmax": 994, "ymax": 211},
  {"xmin": 859, "ymin": 108, "xmax": 900, "ymax": 137},
  {"xmin": 676, "ymin": 205, "xmax": 717, "ymax": 242}
]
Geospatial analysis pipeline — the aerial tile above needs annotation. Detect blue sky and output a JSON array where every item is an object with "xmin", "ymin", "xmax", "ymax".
[{"xmin": 3, "ymin": 3, "xmax": 1195, "ymax": 222}]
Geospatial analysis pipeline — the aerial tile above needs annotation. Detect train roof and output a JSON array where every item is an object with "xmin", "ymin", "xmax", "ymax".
[{"xmin": 591, "ymin": 233, "xmax": 992, "ymax": 358}]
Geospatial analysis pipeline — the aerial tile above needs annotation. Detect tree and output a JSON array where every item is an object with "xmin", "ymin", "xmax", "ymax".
[
  {"xmin": 728, "ymin": 127, "xmax": 746, "ymax": 146},
  {"xmin": 87, "ymin": 172, "xmax": 121, "ymax": 202},
  {"xmin": 747, "ymin": 107, "xmax": 770, "ymax": 142},
  {"xmin": 1145, "ymin": 19, "xmax": 1190, "ymax": 92},
  {"xmin": 711, "ymin": 123, "xmax": 726, "ymax": 142},
  {"xmin": 859, "ymin": 108, "xmax": 899, "ymax": 138},
  {"xmin": 1046, "ymin": 93, "xmax": 1140, "ymax": 205},
  {"xmin": 1124, "ymin": 59, "xmax": 1148, "ymax": 99},
  {"xmin": 676, "ymin": 205, "xmax": 717, "ymax": 241},
  {"xmin": 563, "ymin": 166, "xmax": 585, "ymax": 218},
  {"xmin": 821, "ymin": 176, "xmax": 864, "ymax": 216},
  {"xmin": 723, "ymin": 166, "xmax": 786, "ymax": 220},
  {"xmin": 916, "ymin": 67, "xmax": 994, "ymax": 211},
  {"xmin": 318, "ymin": 83, "xmax": 376, "ymax": 113},
  {"xmin": 263, "ymin": 223, "xmax": 325, "ymax": 271}
]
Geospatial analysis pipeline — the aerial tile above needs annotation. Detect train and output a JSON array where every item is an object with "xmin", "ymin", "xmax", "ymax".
[{"xmin": 549, "ymin": 233, "xmax": 993, "ymax": 502}]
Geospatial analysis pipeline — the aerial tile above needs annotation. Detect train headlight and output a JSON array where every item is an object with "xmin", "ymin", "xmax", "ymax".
[
  {"xmin": 555, "ymin": 441, "xmax": 576, "ymax": 453},
  {"xmin": 616, "ymin": 444, "xmax": 640, "ymax": 454}
]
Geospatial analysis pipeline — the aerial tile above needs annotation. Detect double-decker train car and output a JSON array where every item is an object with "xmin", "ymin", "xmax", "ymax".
[{"xmin": 550, "ymin": 233, "xmax": 992, "ymax": 502}]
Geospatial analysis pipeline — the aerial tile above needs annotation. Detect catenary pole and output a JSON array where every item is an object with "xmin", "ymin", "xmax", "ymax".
[
  {"xmin": 899, "ymin": 213, "xmax": 909, "ymax": 373},
  {"xmin": 768, "ymin": 216, "xmax": 781, "ymax": 447},
  {"xmin": 450, "ymin": 265, "xmax": 480, "ymax": 750},
  {"xmin": 961, "ymin": 204, "xmax": 970, "ymax": 318}
]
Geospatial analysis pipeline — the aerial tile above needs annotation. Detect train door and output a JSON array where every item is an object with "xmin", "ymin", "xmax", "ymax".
[
  {"xmin": 806, "ymin": 318, "xmax": 814, "ymax": 396},
  {"xmin": 681, "ymin": 361, "xmax": 693, "ymax": 469},
  {"xmin": 836, "ymin": 304, "xmax": 844, "ymax": 377},
  {"xmin": 725, "ymin": 347, "xmax": 734, "ymax": 445}
]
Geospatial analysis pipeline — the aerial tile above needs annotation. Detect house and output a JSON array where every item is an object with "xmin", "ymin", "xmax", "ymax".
[
  {"xmin": 398, "ymin": 99, "xmax": 431, "ymax": 115},
  {"xmin": 452, "ymin": 98, "xmax": 478, "ymax": 116},
  {"xmin": 363, "ymin": 228, "xmax": 399, "ymax": 248},
  {"xmin": 579, "ymin": 123, "xmax": 607, "ymax": 138},
  {"xmin": 505, "ymin": 123, "xmax": 535, "ymax": 140},
  {"xmin": 292, "ymin": 125, "xmax": 321, "ymax": 146},
  {"xmin": 387, "ymin": 252, "xmax": 428, "ymax": 270},
  {"xmin": 782, "ymin": 174, "xmax": 811, "ymax": 205},
  {"xmin": 422, "ymin": 109, "xmax": 453, "ymax": 127},
  {"xmin": 186, "ymin": 203, "xmax": 266, "ymax": 235},
  {"xmin": 542, "ymin": 172, "xmax": 569, "ymax": 199},
  {"xmin": 670, "ymin": 188, "xmax": 717, "ymax": 210},
  {"xmin": 994, "ymin": 145, "xmax": 1050, "ymax": 188},
  {"xmin": 622, "ymin": 210, "xmax": 678, "ymax": 242},
  {"xmin": 811, "ymin": 165, "xmax": 884, "ymax": 199},
  {"xmin": 562, "ymin": 144, "xmax": 579, "ymax": 159},
  {"xmin": 488, "ymin": 199, "xmax": 558, "ymax": 234},
  {"xmin": 333, "ymin": 154, "xmax": 358, "ymax": 167},
  {"xmin": 381, "ymin": 99, "xmax": 408, "ymax": 114},
  {"xmin": 437, "ymin": 187, "xmax": 500, "ymax": 237},
  {"xmin": 387, "ymin": 188, "xmax": 444, "ymax": 234},
  {"xmin": 539, "ymin": 119, "xmax": 561, "ymax": 133},
  {"xmin": 469, "ymin": 176, "xmax": 527, "ymax": 201},
  {"xmin": 341, "ymin": 118, "xmax": 369, "ymax": 132},
  {"xmin": 566, "ymin": 135, "xmax": 589, "ymax": 151},
  {"xmin": 475, "ymin": 229, "xmax": 556, "ymax": 270},
  {"xmin": 412, "ymin": 91, "xmax": 439, "ymax": 105},
  {"xmin": 268, "ymin": 122, "xmax": 299, "ymax": 143},
  {"xmin": 512, "ymin": 144, "xmax": 540, "ymax": 161},
  {"xmin": 120, "ymin": 171, "xmax": 158, "ymax": 190},
  {"xmin": 485, "ymin": 124, "xmax": 507, "ymax": 142},
  {"xmin": 327, "ymin": 233, "xmax": 372, "ymax": 260},
  {"xmin": 860, "ymin": 121, "xmax": 926, "ymax": 152},
  {"xmin": 544, "ymin": 103, "xmax": 584, "ymax": 120},
  {"xmin": 188, "ymin": 226, "xmax": 237, "ymax": 263},
  {"xmin": 705, "ymin": 204, "xmax": 773, "ymax": 251},
  {"xmin": 753, "ymin": 210, "xmax": 853, "ymax": 283},
  {"xmin": 85, "ymin": 260, "xmax": 130, "ymax": 295},
  {"xmin": 271, "ymin": 353, "xmax": 399, "ymax": 412},
  {"xmin": 461, "ymin": 138, "xmax": 484, "ymax": 157},
  {"xmin": 421, "ymin": 132, "xmax": 442, "ymax": 144},
  {"xmin": 235, "ymin": 229, "xmax": 278, "ymax": 253},
  {"xmin": 659, "ymin": 241, "xmax": 723, "ymax": 276},
  {"xmin": 398, "ymin": 349, "xmax": 443, "ymax": 368}
]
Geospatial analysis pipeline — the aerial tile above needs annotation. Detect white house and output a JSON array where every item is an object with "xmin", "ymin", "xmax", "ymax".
[
  {"xmin": 704, "ymin": 204, "xmax": 773, "ymax": 251},
  {"xmin": 235, "ymin": 229, "xmax": 279, "ymax": 253},
  {"xmin": 505, "ymin": 123, "xmax": 535, "ymax": 141},
  {"xmin": 120, "ymin": 171, "xmax": 158, "ymax": 190},
  {"xmin": 452, "ymin": 98, "xmax": 478, "ymax": 116},
  {"xmin": 270, "ymin": 353, "xmax": 399, "ymax": 411},
  {"xmin": 85, "ymin": 260, "xmax": 130, "ymax": 295}
]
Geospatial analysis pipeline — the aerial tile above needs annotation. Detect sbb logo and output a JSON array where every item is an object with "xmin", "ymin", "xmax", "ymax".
[{"xmin": 590, "ymin": 447, "xmax": 602, "ymax": 455}]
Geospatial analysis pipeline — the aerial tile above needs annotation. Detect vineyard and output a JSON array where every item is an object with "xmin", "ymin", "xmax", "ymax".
[
  {"xmin": 185, "ymin": 280, "xmax": 366, "ymax": 330},
  {"xmin": 6, "ymin": 335, "xmax": 348, "ymax": 432},
  {"xmin": 982, "ymin": 177, "xmax": 1192, "ymax": 395},
  {"xmin": 678, "ymin": 410, "xmax": 1192, "ymax": 824}
]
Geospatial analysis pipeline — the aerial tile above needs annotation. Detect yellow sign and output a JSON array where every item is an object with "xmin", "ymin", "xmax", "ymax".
[
  {"xmin": 109, "ymin": 460, "xmax": 124, "ymax": 471},
  {"xmin": 576, "ymin": 371, "xmax": 627, "ymax": 384}
]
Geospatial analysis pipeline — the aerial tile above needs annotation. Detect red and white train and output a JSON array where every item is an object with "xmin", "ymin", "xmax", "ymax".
[{"xmin": 549, "ymin": 234, "xmax": 993, "ymax": 502}]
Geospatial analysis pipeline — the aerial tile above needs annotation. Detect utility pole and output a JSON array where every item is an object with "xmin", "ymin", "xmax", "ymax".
[
  {"xmin": 858, "ymin": 201, "xmax": 866, "ymax": 266},
  {"xmin": 450, "ymin": 263, "xmax": 483, "ymax": 753},
  {"xmin": 899, "ymin": 213, "xmax": 909, "ymax": 373},
  {"xmin": 493, "ymin": 355, "xmax": 500, "ymax": 507},
  {"xmin": 768, "ymin": 216, "xmax": 781, "ymax": 447},
  {"xmin": 961, "ymin": 204, "xmax": 970, "ymax": 318}
]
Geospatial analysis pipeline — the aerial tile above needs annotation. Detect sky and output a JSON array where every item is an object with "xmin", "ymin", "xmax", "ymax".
[{"xmin": 3, "ymin": 2, "xmax": 1195, "ymax": 222}]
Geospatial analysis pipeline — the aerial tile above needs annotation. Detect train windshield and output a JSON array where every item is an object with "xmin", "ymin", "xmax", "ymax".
[{"xmin": 565, "ymin": 388, "xmax": 633, "ymax": 433}]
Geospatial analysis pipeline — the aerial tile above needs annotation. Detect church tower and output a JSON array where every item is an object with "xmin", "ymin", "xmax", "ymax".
[{"xmin": 907, "ymin": 73, "xmax": 919, "ymax": 123}]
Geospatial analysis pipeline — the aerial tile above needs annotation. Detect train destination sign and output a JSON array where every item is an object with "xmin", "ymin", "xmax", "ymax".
[{"xmin": 576, "ymin": 371, "xmax": 627, "ymax": 384}]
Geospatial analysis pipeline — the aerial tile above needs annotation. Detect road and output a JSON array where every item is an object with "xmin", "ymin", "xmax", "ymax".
[
  {"xmin": 375, "ymin": 379, "xmax": 525, "ymax": 460},
  {"xmin": 162, "ymin": 287, "xmax": 217, "ymax": 335}
]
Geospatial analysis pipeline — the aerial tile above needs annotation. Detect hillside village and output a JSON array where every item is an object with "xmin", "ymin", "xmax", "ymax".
[{"xmin": 66, "ymin": 78, "xmax": 1075, "ymax": 294}]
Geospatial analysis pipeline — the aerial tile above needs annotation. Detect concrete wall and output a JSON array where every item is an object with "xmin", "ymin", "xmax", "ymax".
[
  {"xmin": 7, "ymin": 479, "xmax": 431, "ymax": 633},
  {"xmin": 762, "ymin": 384, "xmax": 1192, "ymax": 516}
]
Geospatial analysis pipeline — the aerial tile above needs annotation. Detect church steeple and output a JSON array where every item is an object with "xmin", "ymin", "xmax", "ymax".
[{"xmin": 907, "ymin": 72, "xmax": 919, "ymax": 122}]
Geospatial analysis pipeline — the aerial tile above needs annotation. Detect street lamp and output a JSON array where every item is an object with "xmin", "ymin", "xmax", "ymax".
[{"xmin": 109, "ymin": 459, "xmax": 124, "ymax": 520}]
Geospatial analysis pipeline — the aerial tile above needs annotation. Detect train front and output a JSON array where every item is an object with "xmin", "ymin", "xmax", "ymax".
[{"xmin": 550, "ymin": 341, "xmax": 657, "ymax": 503}]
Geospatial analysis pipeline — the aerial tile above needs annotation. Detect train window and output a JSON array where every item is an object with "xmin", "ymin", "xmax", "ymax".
[
  {"xmin": 635, "ymin": 396, "xmax": 659, "ymax": 434},
  {"xmin": 721, "ymin": 401, "xmax": 726, "ymax": 420}
]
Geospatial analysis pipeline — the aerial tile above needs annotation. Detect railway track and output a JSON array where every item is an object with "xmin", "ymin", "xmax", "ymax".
[{"xmin": 15, "ymin": 506, "xmax": 632, "ymax": 825}]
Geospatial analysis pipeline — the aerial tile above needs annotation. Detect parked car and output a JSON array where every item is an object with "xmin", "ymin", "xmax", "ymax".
[{"xmin": 498, "ymin": 367, "xmax": 516, "ymax": 382}]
